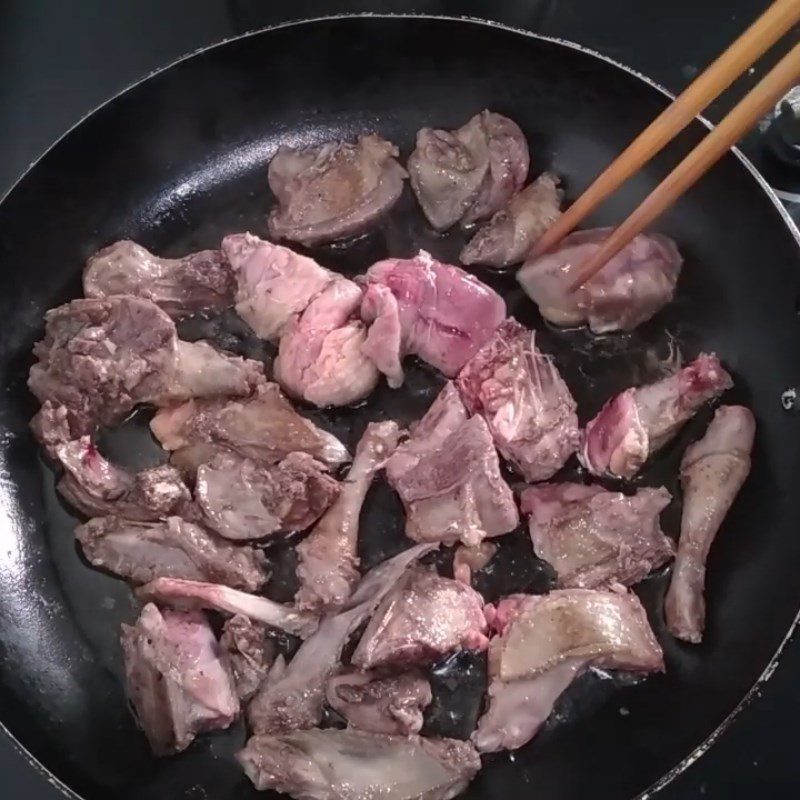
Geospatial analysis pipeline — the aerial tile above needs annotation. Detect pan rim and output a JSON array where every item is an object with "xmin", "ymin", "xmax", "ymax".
[{"xmin": 1, "ymin": 12, "xmax": 798, "ymax": 800}]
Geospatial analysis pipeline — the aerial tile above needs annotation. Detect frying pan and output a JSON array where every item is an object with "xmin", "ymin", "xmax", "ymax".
[{"xmin": 1, "ymin": 14, "xmax": 799, "ymax": 800}]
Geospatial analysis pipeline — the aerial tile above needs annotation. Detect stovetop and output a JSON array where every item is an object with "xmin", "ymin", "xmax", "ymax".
[{"xmin": 0, "ymin": 1, "xmax": 798, "ymax": 797}]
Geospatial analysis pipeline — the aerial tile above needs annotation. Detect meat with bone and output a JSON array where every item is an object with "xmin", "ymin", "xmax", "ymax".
[
  {"xmin": 121, "ymin": 603, "xmax": 238, "ymax": 756},
  {"xmin": 196, "ymin": 451, "xmax": 340, "ymax": 541},
  {"xmin": 351, "ymin": 568, "xmax": 489, "ymax": 669},
  {"xmin": 665, "ymin": 405, "xmax": 755, "ymax": 643},
  {"xmin": 474, "ymin": 588, "xmax": 663, "ymax": 752},
  {"xmin": 221, "ymin": 615, "xmax": 275, "ymax": 702},
  {"xmin": 238, "ymin": 729, "xmax": 481, "ymax": 800},
  {"xmin": 408, "ymin": 110, "xmax": 529, "ymax": 231},
  {"xmin": 517, "ymin": 226, "xmax": 683, "ymax": 333},
  {"xmin": 361, "ymin": 251, "xmax": 506, "ymax": 381},
  {"xmin": 520, "ymin": 483, "xmax": 674, "ymax": 588},
  {"xmin": 386, "ymin": 383, "xmax": 519, "ymax": 546},
  {"xmin": 267, "ymin": 134, "xmax": 407, "ymax": 246},
  {"xmin": 274, "ymin": 278, "xmax": 379, "ymax": 407},
  {"xmin": 222, "ymin": 233, "xmax": 335, "ymax": 340},
  {"xmin": 247, "ymin": 543, "xmax": 435, "ymax": 734},
  {"xmin": 581, "ymin": 353, "xmax": 733, "ymax": 479},
  {"xmin": 76, "ymin": 516, "xmax": 268, "ymax": 591},
  {"xmin": 83, "ymin": 240, "xmax": 234, "ymax": 319},
  {"xmin": 461, "ymin": 172, "xmax": 563, "ymax": 268},
  {"xmin": 326, "ymin": 668, "xmax": 432, "ymax": 735},
  {"xmin": 296, "ymin": 421, "xmax": 400, "ymax": 610},
  {"xmin": 457, "ymin": 318, "xmax": 580, "ymax": 481}
]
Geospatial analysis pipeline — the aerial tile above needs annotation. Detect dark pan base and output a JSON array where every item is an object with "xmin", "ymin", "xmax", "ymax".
[{"xmin": 1, "ymin": 15, "xmax": 799, "ymax": 800}]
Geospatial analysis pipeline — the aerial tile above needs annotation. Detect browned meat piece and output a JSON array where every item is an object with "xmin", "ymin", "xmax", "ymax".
[
  {"xmin": 453, "ymin": 541, "xmax": 498, "ymax": 585},
  {"xmin": 121, "ymin": 603, "xmax": 239, "ymax": 755},
  {"xmin": 408, "ymin": 110, "xmax": 529, "ymax": 231},
  {"xmin": 221, "ymin": 615, "xmax": 275, "ymax": 702},
  {"xmin": 196, "ymin": 451, "xmax": 339, "ymax": 541},
  {"xmin": 457, "ymin": 319, "xmax": 580, "ymax": 481},
  {"xmin": 520, "ymin": 483, "xmax": 674, "ymax": 588},
  {"xmin": 665, "ymin": 405, "xmax": 756, "ymax": 643},
  {"xmin": 268, "ymin": 134, "xmax": 407, "ymax": 246},
  {"xmin": 326, "ymin": 668, "xmax": 432, "ymax": 735},
  {"xmin": 296, "ymin": 421, "xmax": 400, "ymax": 610},
  {"xmin": 83, "ymin": 240, "xmax": 233, "ymax": 319}
]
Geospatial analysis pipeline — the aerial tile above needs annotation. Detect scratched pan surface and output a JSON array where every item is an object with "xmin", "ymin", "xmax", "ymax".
[{"xmin": 1, "ymin": 14, "xmax": 800, "ymax": 800}]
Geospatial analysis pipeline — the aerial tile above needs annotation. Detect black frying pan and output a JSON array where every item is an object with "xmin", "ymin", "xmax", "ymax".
[{"xmin": 1, "ymin": 14, "xmax": 799, "ymax": 800}]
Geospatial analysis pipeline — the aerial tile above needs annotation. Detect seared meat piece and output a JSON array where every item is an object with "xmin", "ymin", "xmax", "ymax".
[
  {"xmin": 520, "ymin": 483, "xmax": 674, "ymax": 588},
  {"xmin": 665, "ymin": 405, "xmax": 755, "ymax": 643},
  {"xmin": 247, "ymin": 543, "xmax": 434, "ymax": 734},
  {"xmin": 76, "ymin": 516, "xmax": 268, "ymax": 591},
  {"xmin": 150, "ymin": 382, "xmax": 350, "ymax": 470},
  {"xmin": 121, "ymin": 603, "xmax": 238, "ymax": 756},
  {"xmin": 408, "ymin": 110, "xmax": 529, "ymax": 231},
  {"xmin": 275, "ymin": 278, "xmax": 379, "ymax": 407},
  {"xmin": 581, "ymin": 353, "xmax": 733, "ymax": 479},
  {"xmin": 352, "ymin": 568, "xmax": 488, "ymax": 669},
  {"xmin": 221, "ymin": 615, "xmax": 275, "ymax": 702},
  {"xmin": 453, "ymin": 541, "xmax": 498, "ymax": 585},
  {"xmin": 457, "ymin": 319, "xmax": 580, "ymax": 481},
  {"xmin": 517, "ymin": 227, "xmax": 682, "ymax": 333},
  {"xmin": 83, "ymin": 240, "xmax": 233, "ymax": 319},
  {"xmin": 326, "ymin": 668, "xmax": 432, "ymax": 735},
  {"xmin": 238, "ymin": 729, "xmax": 481, "ymax": 800},
  {"xmin": 267, "ymin": 134, "xmax": 407, "ymax": 246},
  {"xmin": 461, "ymin": 172, "xmax": 563, "ymax": 268},
  {"xmin": 475, "ymin": 588, "xmax": 663, "ymax": 752},
  {"xmin": 196, "ymin": 451, "xmax": 339, "ymax": 541},
  {"xmin": 222, "ymin": 233, "xmax": 335, "ymax": 340},
  {"xmin": 296, "ymin": 421, "xmax": 400, "ymax": 610},
  {"xmin": 361, "ymin": 251, "xmax": 506, "ymax": 381}
]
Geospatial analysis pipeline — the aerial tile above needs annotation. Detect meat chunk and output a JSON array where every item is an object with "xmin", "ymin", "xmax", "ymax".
[
  {"xmin": 461, "ymin": 172, "xmax": 563, "ymax": 268},
  {"xmin": 121, "ymin": 604, "xmax": 238, "ymax": 756},
  {"xmin": 196, "ymin": 451, "xmax": 339, "ymax": 541},
  {"xmin": 457, "ymin": 319, "xmax": 580, "ymax": 481},
  {"xmin": 221, "ymin": 615, "xmax": 275, "ymax": 702},
  {"xmin": 520, "ymin": 483, "xmax": 674, "ymax": 588},
  {"xmin": 665, "ymin": 405, "xmax": 755, "ymax": 643},
  {"xmin": 581, "ymin": 353, "xmax": 733, "ymax": 479},
  {"xmin": 267, "ymin": 134, "xmax": 407, "ymax": 246},
  {"xmin": 83, "ymin": 240, "xmax": 233, "ymax": 319},
  {"xmin": 453, "ymin": 542, "xmax": 498, "ymax": 585},
  {"xmin": 408, "ymin": 110, "xmax": 529, "ymax": 231},
  {"xmin": 326, "ymin": 669, "xmax": 432, "ymax": 735},
  {"xmin": 275, "ymin": 278, "xmax": 379, "ymax": 407},
  {"xmin": 362, "ymin": 251, "xmax": 506, "ymax": 380},
  {"xmin": 360, "ymin": 283, "xmax": 404, "ymax": 388},
  {"xmin": 517, "ymin": 227, "xmax": 683, "ymax": 333},
  {"xmin": 296, "ymin": 421, "xmax": 400, "ymax": 610},
  {"xmin": 76, "ymin": 515, "xmax": 268, "ymax": 591},
  {"xmin": 238, "ymin": 729, "xmax": 481, "ymax": 800}
]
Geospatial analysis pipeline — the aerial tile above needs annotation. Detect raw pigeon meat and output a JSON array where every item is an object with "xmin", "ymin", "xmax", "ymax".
[
  {"xmin": 222, "ymin": 233, "xmax": 335, "ymax": 340},
  {"xmin": 221, "ymin": 615, "xmax": 275, "ymax": 702},
  {"xmin": 581, "ymin": 353, "xmax": 733, "ymax": 479},
  {"xmin": 361, "ymin": 251, "xmax": 506, "ymax": 381},
  {"xmin": 76, "ymin": 516, "xmax": 269, "ymax": 591},
  {"xmin": 517, "ymin": 226, "xmax": 683, "ymax": 333},
  {"xmin": 386, "ymin": 383, "xmax": 519, "ymax": 546},
  {"xmin": 196, "ymin": 451, "xmax": 340, "ymax": 541},
  {"xmin": 520, "ymin": 483, "xmax": 674, "ymax": 588},
  {"xmin": 296, "ymin": 421, "xmax": 401, "ymax": 610},
  {"xmin": 457, "ymin": 318, "xmax": 580, "ymax": 481},
  {"xmin": 121, "ymin": 603, "xmax": 238, "ymax": 755},
  {"xmin": 408, "ymin": 110, "xmax": 529, "ymax": 230},
  {"xmin": 474, "ymin": 588, "xmax": 663, "ymax": 752},
  {"xmin": 267, "ymin": 134, "xmax": 407, "ymax": 246},
  {"xmin": 247, "ymin": 543, "xmax": 435, "ymax": 735},
  {"xmin": 461, "ymin": 172, "xmax": 563, "ymax": 268},
  {"xmin": 150, "ymin": 382, "xmax": 350, "ymax": 470},
  {"xmin": 326, "ymin": 668, "xmax": 432, "ymax": 735},
  {"xmin": 83, "ymin": 240, "xmax": 233, "ymax": 319},
  {"xmin": 351, "ymin": 568, "xmax": 489, "ymax": 669},
  {"xmin": 453, "ymin": 542, "xmax": 498, "ymax": 585},
  {"xmin": 275, "ymin": 278, "xmax": 379, "ymax": 407},
  {"xmin": 665, "ymin": 405, "xmax": 755, "ymax": 643},
  {"xmin": 238, "ymin": 729, "xmax": 480, "ymax": 800}
]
